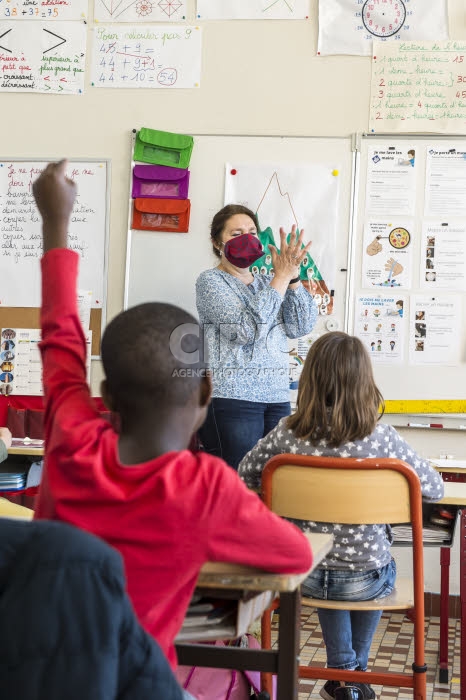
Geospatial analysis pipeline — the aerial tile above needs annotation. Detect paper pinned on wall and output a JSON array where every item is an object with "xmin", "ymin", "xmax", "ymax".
[
  {"xmin": 354, "ymin": 294, "xmax": 406, "ymax": 365},
  {"xmin": 318, "ymin": 0, "xmax": 448, "ymax": 56},
  {"xmin": 409, "ymin": 295, "xmax": 462, "ymax": 365},
  {"xmin": 369, "ymin": 41, "xmax": 466, "ymax": 133},
  {"xmin": 0, "ymin": 161, "xmax": 108, "ymax": 308},
  {"xmin": 196, "ymin": 0, "xmax": 309, "ymax": 20},
  {"xmin": 0, "ymin": 327, "xmax": 92, "ymax": 396},
  {"xmin": 0, "ymin": 0, "xmax": 87, "ymax": 20},
  {"xmin": 94, "ymin": 0, "xmax": 186, "ymax": 23},
  {"xmin": 224, "ymin": 162, "xmax": 339, "ymax": 313},
  {"xmin": 419, "ymin": 223, "xmax": 466, "ymax": 291},
  {"xmin": 91, "ymin": 25, "xmax": 201, "ymax": 88},
  {"xmin": 0, "ymin": 21, "xmax": 86, "ymax": 94}
]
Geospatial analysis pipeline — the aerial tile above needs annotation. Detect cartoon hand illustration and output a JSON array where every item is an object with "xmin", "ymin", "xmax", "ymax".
[
  {"xmin": 366, "ymin": 236, "xmax": 383, "ymax": 256},
  {"xmin": 385, "ymin": 257, "xmax": 403, "ymax": 276}
]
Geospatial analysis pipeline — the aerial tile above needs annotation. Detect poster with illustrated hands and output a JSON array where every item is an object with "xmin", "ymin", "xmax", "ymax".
[
  {"xmin": 0, "ymin": 327, "xmax": 91, "ymax": 396},
  {"xmin": 224, "ymin": 163, "xmax": 340, "ymax": 316},
  {"xmin": 419, "ymin": 223, "xmax": 466, "ymax": 291},
  {"xmin": 94, "ymin": 0, "xmax": 186, "ymax": 23},
  {"xmin": 0, "ymin": 0, "xmax": 87, "ymax": 20},
  {"xmin": 409, "ymin": 295, "xmax": 462, "ymax": 365},
  {"xmin": 0, "ymin": 21, "xmax": 86, "ymax": 93},
  {"xmin": 425, "ymin": 147, "xmax": 466, "ymax": 217},
  {"xmin": 318, "ymin": 0, "xmax": 448, "ymax": 56},
  {"xmin": 91, "ymin": 25, "xmax": 201, "ymax": 88},
  {"xmin": 365, "ymin": 144, "xmax": 417, "ymax": 216},
  {"xmin": 363, "ymin": 220, "xmax": 413, "ymax": 289},
  {"xmin": 196, "ymin": 0, "xmax": 309, "ymax": 20},
  {"xmin": 355, "ymin": 294, "xmax": 406, "ymax": 365}
]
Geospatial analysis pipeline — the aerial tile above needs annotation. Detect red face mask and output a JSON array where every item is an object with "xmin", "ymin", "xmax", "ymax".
[{"xmin": 223, "ymin": 233, "xmax": 264, "ymax": 268}]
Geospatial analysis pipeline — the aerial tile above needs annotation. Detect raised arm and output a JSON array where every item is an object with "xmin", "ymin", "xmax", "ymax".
[
  {"xmin": 282, "ymin": 286, "xmax": 318, "ymax": 339},
  {"xmin": 33, "ymin": 161, "xmax": 100, "ymax": 449}
]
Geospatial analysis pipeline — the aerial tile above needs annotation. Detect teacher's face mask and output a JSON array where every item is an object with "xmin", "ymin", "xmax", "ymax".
[{"xmin": 223, "ymin": 233, "xmax": 264, "ymax": 268}]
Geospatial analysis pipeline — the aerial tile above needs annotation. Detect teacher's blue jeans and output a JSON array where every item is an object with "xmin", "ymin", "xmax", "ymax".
[
  {"xmin": 302, "ymin": 559, "xmax": 396, "ymax": 671},
  {"xmin": 198, "ymin": 398, "xmax": 291, "ymax": 471}
]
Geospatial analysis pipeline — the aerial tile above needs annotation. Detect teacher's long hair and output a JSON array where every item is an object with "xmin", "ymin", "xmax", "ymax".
[{"xmin": 287, "ymin": 332, "xmax": 384, "ymax": 448}]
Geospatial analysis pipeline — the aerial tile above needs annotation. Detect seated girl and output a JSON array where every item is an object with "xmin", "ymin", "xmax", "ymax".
[{"xmin": 238, "ymin": 331, "xmax": 444, "ymax": 700}]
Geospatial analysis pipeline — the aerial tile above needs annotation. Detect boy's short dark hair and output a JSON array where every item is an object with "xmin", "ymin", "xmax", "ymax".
[{"xmin": 101, "ymin": 303, "xmax": 207, "ymax": 413}]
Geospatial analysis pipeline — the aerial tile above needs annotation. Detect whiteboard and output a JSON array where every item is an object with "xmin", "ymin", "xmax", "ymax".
[
  {"xmin": 350, "ymin": 134, "xmax": 466, "ymax": 402},
  {"xmin": 124, "ymin": 135, "xmax": 355, "ymax": 342}
]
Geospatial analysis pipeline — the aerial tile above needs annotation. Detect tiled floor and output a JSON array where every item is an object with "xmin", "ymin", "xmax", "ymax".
[{"xmin": 270, "ymin": 609, "xmax": 461, "ymax": 699}]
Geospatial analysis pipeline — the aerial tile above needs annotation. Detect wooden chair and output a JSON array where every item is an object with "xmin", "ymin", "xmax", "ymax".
[{"xmin": 260, "ymin": 455, "xmax": 426, "ymax": 700}]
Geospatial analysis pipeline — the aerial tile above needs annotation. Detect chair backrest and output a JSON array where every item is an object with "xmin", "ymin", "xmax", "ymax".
[{"xmin": 262, "ymin": 455, "xmax": 423, "ymax": 528}]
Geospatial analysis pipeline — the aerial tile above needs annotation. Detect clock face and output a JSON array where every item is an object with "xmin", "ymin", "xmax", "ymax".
[
  {"xmin": 362, "ymin": 0, "xmax": 406, "ymax": 38},
  {"xmin": 389, "ymin": 227, "xmax": 410, "ymax": 249}
]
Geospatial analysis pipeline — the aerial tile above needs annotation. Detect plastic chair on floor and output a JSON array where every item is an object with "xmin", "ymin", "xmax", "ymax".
[{"xmin": 260, "ymin": 455, "xmax": 426, "ymax": 700}]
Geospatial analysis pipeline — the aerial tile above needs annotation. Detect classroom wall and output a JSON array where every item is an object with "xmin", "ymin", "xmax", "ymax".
[{"xmin": 3, "ymin": 0, "xmax": 465, "ymax": 592}]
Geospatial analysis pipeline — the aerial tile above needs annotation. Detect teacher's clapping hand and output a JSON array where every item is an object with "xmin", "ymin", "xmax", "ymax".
[{"xmin": 269, "ymin": 224, "xmax": 312, "ymax": 295}]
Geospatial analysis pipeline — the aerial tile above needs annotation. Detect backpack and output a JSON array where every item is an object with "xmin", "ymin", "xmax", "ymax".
[{"xmin": 175, "ymin": 634, "xmax": 276, "ymax": 700}]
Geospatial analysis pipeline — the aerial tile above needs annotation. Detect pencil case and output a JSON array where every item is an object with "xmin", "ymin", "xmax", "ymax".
[
  {"xmin": 132, "ymin": 197, "xmax": 191, "ymax": 233},
  {"xmin": 134, "ymin": 128, "xmax": 194, "ymax": 169},
  {"xmin": 132, "ymin": 164, "xmax": 190, "ymax": 200}
]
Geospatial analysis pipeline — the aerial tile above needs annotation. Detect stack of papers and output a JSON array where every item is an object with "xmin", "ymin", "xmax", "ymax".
[
  {"xmin": 0, "ymin": 464, "xmax": 28, "ymax": 491},
  {"xmin": 392, "ymin": 525, "xmax": 452, "ymax": 544}
]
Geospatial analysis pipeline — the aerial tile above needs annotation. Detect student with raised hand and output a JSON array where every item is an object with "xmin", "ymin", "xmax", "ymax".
[
  {"xmin": 32, "ymin": 160, "xmax": 313, "ymax": 670},
  {"xmin": 239, "ymin": 332, "xmax": 444, "ymax": 700},
  {"xmin": 0, "ymin": 427, "xmax": 12, "ymax": 462}
]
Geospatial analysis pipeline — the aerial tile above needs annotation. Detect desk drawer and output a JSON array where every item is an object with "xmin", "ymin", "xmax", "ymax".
[
  {"xmin": 176, "ymin": 590, "xmax": 274, "ymax": 642},
  {"xmin": 392, "ymin": 505, "xmax": 459, "ymax": 548}
]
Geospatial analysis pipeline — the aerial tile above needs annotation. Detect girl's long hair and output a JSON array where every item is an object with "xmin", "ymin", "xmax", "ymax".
[{"xmin": 287, "ymin": 332, "xmax": 384, "ymax": 447}]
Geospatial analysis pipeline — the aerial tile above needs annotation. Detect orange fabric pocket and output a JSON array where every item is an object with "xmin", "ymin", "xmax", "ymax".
[{"xmin": 132, "ymin": 198, "xmax": 191, "ymax": 233}]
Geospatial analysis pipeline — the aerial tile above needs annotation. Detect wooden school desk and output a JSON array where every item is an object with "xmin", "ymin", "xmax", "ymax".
[{"xmin": 176, "ymin": 532, "xmax": 333, "ymax": 700}]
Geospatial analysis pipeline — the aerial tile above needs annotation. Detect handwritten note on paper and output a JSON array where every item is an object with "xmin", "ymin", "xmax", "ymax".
[
  {"xmin": 0, "ymin": 161, "xmax": 108, "ymax": 308},
  {"xmin": 370, "ymin": 40, "xmax": 466, "ymax": 133},
  {"xmin": 91, "ymin": 25, "xmax": 201, "ymax": 88},
  {"xmin": 0, "ymin": 0, "xmax": 87, "ymax": 21},
  {"xmin": 0, "ymin": 21, "xmax": 86, "ymax": 93},
  {"xmin": 196, "ymin": 0, "xmax": 309, "ymax": 20},
  {"xmin": 94, "ymin": 0, "xmax": 185, "ymax": 23}
]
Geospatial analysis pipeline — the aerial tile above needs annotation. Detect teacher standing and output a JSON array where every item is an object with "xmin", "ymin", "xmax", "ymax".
[{"xmin": 196, "ymin": 204, "xmax": 318, "ymax": 470}]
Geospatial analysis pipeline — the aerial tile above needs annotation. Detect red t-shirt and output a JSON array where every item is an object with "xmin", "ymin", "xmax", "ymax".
[{"xmin": 34, "ymin": 249, "xmax": 312, "ymax": 668}]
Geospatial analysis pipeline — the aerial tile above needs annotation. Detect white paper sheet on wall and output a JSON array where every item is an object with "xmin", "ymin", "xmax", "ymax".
[
  {"xmin": 318, "ymin": 0, "xmax": 448, "ymax": 56},
  {"xmin": 419, "ymin": 223, "xmax": 466, "ymax": 291},
  {"xmin": 91, "ymin": 25, "xmax": 201, "ymax": 88},
  {"xmin": 94, "ymin": 0, "xmax": 186, "ymax": 23},
  {"xmin": 224, "ymin": 162, "xmax": 339, "ymax": 295},
  {"xmin": 0, "ymin": 327, "xmax": 92, "ymax": 396},
  {"xmin": 369, "ymin": 41, "xmax": 466, "ymax": 133},
  {"xmin": 409, "ymin": 295, "xmax": 461, "ymax": 365},
  {"xmin": 0, "ymin": 0, "xmax": 87, "ymax": 20},
  {"xmin": 0, "ymin": 21, "xmax": 86, "ymax": 93},
  {"xmin": 0, "ymin": 161, "xmax": 108, "ymax": 308},
  {"xmin": 354, "ymin": 294, "xmax": 406, "ymax": 365},
  {"xmin": 196, "ymin": 0, "xmax": 309, "ymax": 20},
  {"xmin": 362, "ymin": 220, "xmax": 414, "ymax": 290}
]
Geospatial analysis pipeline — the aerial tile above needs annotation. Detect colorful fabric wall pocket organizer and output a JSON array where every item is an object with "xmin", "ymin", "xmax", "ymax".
[
  {"xmin": 133, "ymin": 128, "xmax": 194, "ymax": 169},
  {"xmin": 132, "ymin": 164, "xmax": 190, "ymax": 200},
  {"xmin": 132, "ymin": 198, "xmax": 191, "ymax": 233}
]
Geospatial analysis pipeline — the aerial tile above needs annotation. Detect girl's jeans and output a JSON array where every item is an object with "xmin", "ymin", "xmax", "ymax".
[{"xmin": 301, "ymin": 558, "xmax": 397, "ymax": 670}]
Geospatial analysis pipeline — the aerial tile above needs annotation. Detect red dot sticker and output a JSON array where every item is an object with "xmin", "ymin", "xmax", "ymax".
[{"xmin": 230, "ymin": 169, "xmax": 237, "ymax": 175}]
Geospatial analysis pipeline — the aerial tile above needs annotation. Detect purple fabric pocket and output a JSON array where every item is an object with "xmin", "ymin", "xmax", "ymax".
[{"xmin": 132, "ymin": 164, "xmax": 190, "ymax": 199}]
